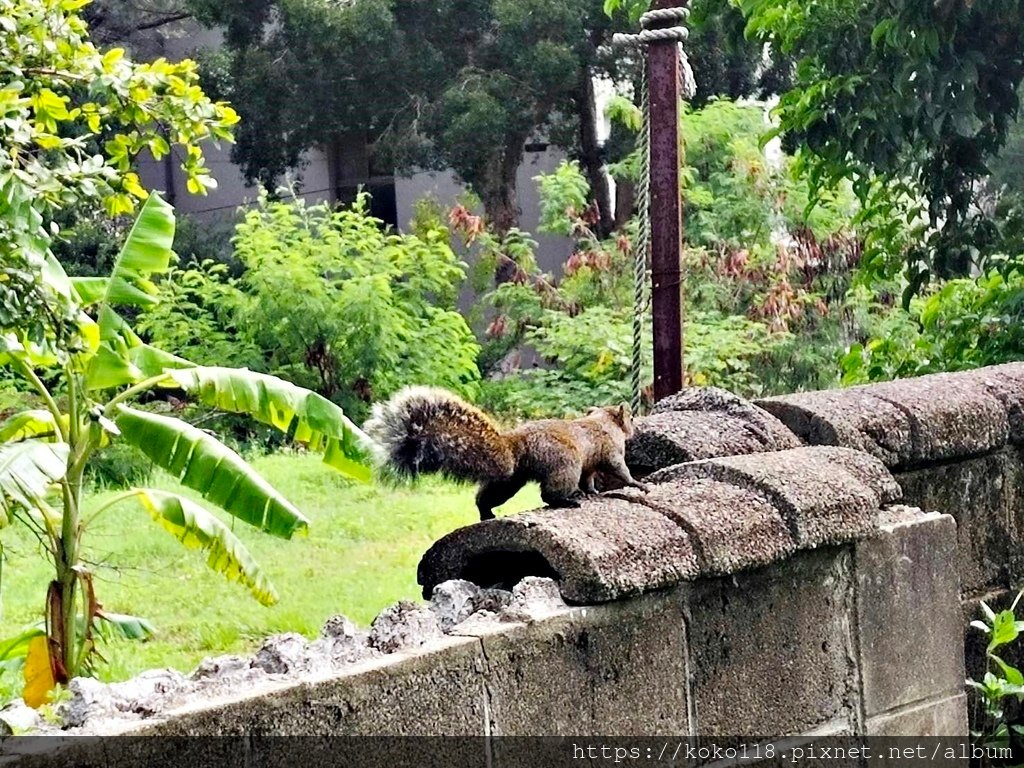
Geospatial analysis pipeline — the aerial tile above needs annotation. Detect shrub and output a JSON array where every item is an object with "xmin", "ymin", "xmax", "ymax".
[{"xmin": 230, "ymin": 192, "xmax": 481, "ymax": 420}]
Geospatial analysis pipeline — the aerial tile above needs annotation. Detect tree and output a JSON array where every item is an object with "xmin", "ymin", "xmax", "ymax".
[
  {"xmin": 3, "ymin": 195, "xmax": 370, "ymax": 699},
  {"xmin": 0, "ymin": 0, "xmax": 237, "ymax": 301},
  {"xmin": 187, "ymin": 0, "xmax": 624, "ymax": 233},
  {"xmin": 608, "ymin": 0, "xmax": 1024, "ymax": 292},
  {"xmin": 739, "ymin": 0, "xmax": 1024, "ymax": 289}
]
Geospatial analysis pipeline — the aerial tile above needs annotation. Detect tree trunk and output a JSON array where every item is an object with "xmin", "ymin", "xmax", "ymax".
[
  {"xmin": 614, "ymin": 177, "xmax": 636, "ymax": 231},
  {"xmin": 578, "ymin": 68, "xmax": 614, "ymax": 238},
  {"xmin": 480, "ymin": 139, "xmax": 524, "ymax": 235}
]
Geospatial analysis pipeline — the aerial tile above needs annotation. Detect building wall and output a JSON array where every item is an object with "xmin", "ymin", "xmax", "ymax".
[{"xmin": 132, "ymin": 19, "xmax": 576, "ymax": 289}]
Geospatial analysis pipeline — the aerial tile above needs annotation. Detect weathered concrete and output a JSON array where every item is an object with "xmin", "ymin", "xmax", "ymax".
[
  {"xmin": 896, "ymin": 450, "xmax": 1024, "ymax": 595},
  {"xmin": 864, "ymin": 694, "xmax": 968, "ymax": 737},
  {"xmin": 614, "ymin": 476, "xmax": 795, "ymax": 575},
  {"xmin": 421, "ymin": 446, "xmax": 902, "ymax": 604},
  {"xmin": 627, "ymin": 386, "xmax": 800, "ymax": 474},
  {"xmin": 452, "ymin": 594, "xmax": 690, "ymax": 736},
  {"xmin": 418, "ymin": 496, "xmax": 700, "ymax": 603},
  {"xmin": 686, "ymin": 546, "xmax": 857, "ymax": 737},
  {"xmin": 136, "ymin": 636, "xmax": 490, "ymax": 736},
  {"xmin": 757, "ymin": 370, "xmax": 1012, "ymax": 469},
  {"xmin": 853, "ymin": 509, "xmax": 963, "ymax": 717},
  {"xmin": 960, "ymin": 363, "xmax": 1024, "ymax": 444},
  {"xmin": 648, "ymin": 447, "xmax": 899, "ymax": 549}
]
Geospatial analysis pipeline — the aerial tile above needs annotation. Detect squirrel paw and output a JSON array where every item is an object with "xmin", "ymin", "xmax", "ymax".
[{"xmin": 543, "ymin": 493, "xmax": 582, "ymax": 509}]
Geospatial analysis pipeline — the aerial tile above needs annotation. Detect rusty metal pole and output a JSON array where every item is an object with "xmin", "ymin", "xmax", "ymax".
[{"xmin": 647, "ymin": 0, "xmax": 685, "ymax": 401}]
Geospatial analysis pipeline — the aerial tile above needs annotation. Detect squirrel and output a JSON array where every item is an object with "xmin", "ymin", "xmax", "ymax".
[{"xmin": 363, "ymin": 386, "xmax": 650, "ymax": 521}]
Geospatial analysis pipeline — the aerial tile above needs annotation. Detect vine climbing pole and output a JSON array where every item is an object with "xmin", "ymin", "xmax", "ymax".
[{"xmin": 615, "ymin": 1, "xmax": 692, "ymax": 411}]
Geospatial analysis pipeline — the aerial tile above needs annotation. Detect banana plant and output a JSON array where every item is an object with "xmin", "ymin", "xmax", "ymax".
[{"xmin": 0, "ymin": 193, "xmax": 371, "ymax": 700}]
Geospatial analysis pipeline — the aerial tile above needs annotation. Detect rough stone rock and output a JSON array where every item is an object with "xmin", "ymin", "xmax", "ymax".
[
  {"xmin": 418, "ymin": 495, "xmax": 699, "ymax": 604},
  {"xmin": 429, "ymin": 579, "xmax": 482, "ymax": 631},
  {"xmin": 251, "ymin": 633, "xmax": 317, "ymax": 675},
  {"xmin": 429, "ymin": 580, "xmax": 514, "ymax": 632},
  {"xmin": 190, "ymin": 655, "xmax": 250, "ymax": 681},
  {"xmin": 449, "ymin": 610, "xmax": 505, "ymax": 635},
  {"xmin": 503, "ymin": 576, "xmax": 568, "ymax": 622},
  {"xmin": 187, "ymin": 654, "xmax": 270, "ymax": 700},
  {"xmin": 321, "ymin": 614, "xmax": 359, "ymax": 640},
  {"xmin": 0, "ymin": 700, "xmax": 43, "ymax": 732},
  {"xmin": 627, "ymin": 386, "xmax": 799, "ymax": 475},
  {"xmin": 368, "ymin": 600, "xmax": 444, "ymax": 653},
  {"xmin": 109, "ymin": 669, "xmax": 191, "ymax": 718},
  {"xmin": 64, "ymin": 677, "xmax": 119, "ymax": 728}
]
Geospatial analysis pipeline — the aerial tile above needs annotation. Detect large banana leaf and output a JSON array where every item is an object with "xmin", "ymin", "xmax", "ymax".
[
  {"xmin": 96, "ymin": 193, "xmax": 176, "ymax": 313},
  {"xmin": 115, "ymin": 406, "xmax": 308, "ymax": 539},
  {"xmin": 0, "ymin": 411, "xmax": 63, "ymax": 443},
  {"xmin": 84, "ymin": 307, "xmax": 194, "ymax": 391},
  {"xmin": 0, "ymin": 442, "xmax": 69, "ymax": 526},
  {"xmin": 133, "ymin": 489, "xmax": 278, "ymax": 606},
  {"xmin": 168, "ymin": 367, "xmax": 372, "ymax": 482}
]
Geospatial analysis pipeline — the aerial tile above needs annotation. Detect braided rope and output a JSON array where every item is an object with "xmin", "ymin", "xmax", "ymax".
[
  {"xmin": 613, "ymin": 4, "xmax": 691, "ymax": 415},
  {"xmin": 630, "ymin": 62, "xmax": 652, "ymax": 417}
]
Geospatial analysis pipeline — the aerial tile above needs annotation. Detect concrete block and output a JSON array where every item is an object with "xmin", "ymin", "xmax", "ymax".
[
  {"xmin": 686, "ymin": 547, "xmax": 857, "ymax": 736},
  {"xmin": 464, "ymin": 593, "xmax": 690, "ymax": 736},
  {"xmin": 897, "ymin": 450, "xmax": 1023, "ymax": 594},
  {"xmin": 613, "ymin": 476, "xmax": 796, "ymax": 575},
  {"xmin": 854, "ymin": 509, "xmax": 964, "ymax": 716},
  {"xmin": 759, "ymin": 371, "xmax": 1010, "ymax": 469},
  {"xmin": 418, "ymin": 496, "xmax": 700, "ymax": 603},
  {"xmin": 757, "ymin": 387, "xmax": 914, "ymax": 466},
  {"xmin": 864, "ymin": 694, "xmax": 968, "ymax": 736},
  {"xmin": 958, "ymin": 363, "xmax": 1024, "ymax": 444},
  {"xmin": 866, "ymin": 373, "xmax": 1008, "ymax": 464}
]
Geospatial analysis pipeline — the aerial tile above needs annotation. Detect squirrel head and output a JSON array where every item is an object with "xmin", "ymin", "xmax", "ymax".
[{"xmin": 587, "ymin": 403, "xmax": 634, "ymax": 437}]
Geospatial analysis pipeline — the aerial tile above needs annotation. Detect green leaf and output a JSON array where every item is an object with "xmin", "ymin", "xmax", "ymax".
[
  {"xmin": 0, "ymin": 626, "xmax": 45, "ymax": 662},
  {"xmin": 0, "ymin": 411, "xmax": 62, "ymax": 443},
  {"xmin": 991, "ymin": 654, "xmax": 1024, "ymax": 686},
  {"xmin": 73, "ymin": 276, "xmax": 153, "ymax": 307},
  {"xmin": 96, "ymin": 611, "xmax": 155, "ymax": 641},
  {"xmin": 0, "ymin": 441, "xmax": 69, "ymax": 526},
  {"xmin": 982, "ymin": 601, "xmax": 997, "ymax": 622},
  {"xmin": 100, "ymin": 192, "xmax": 176, "ymax": 315},
  {"xmin": 85, "ymin": 307, "xmax": 194, "ymax": 391},
  {"xmin": 989, "ymin": 609, "xmax": 1019, "ymax": 652},
  {"xmin": 168, "ymin": 367, "xmax": 372, "ymax": 481},
  {"xmin": 131, "ymin": 489, "xmax": 278, "ymax": 606},
  {"xmin": 115, "ymin": 406, "xmax": 308, "ymax": 539},
  {"xmin": 870, "ymin": 18, "xmax": 896, "ymax": 48}
]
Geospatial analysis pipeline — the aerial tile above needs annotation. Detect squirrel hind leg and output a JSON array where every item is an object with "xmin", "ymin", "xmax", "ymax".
[
  {"xmin": 540, "ymin": 466, "xmax": 584, "ymax": 509},
  {"xmin": 476, "ymin": 477, "xmax": 526, "ymax": 521}
]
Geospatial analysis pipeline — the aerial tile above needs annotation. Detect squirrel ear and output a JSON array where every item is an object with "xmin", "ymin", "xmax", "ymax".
[{"xmin": 618, "ymin": 403, "xmax": 628, "ymax": 418}]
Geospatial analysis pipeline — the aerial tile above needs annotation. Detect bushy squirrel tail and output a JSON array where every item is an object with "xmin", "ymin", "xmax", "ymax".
[{"xmin": 363, "ymin": 386, "xmax": 516, "ymax": 484}]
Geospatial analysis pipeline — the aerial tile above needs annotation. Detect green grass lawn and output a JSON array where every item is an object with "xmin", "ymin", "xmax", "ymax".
[{"xmin": 0, "ymin": 452, "xmax": 541, "ymax": 687}]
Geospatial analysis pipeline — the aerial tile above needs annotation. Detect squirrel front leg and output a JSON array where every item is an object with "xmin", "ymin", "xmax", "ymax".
[{"xmin": 605, "ymin": 456, "xmax": 650, "ymax": 493}]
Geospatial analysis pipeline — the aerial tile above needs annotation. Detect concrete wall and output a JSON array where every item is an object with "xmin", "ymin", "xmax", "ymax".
[{"xmin": 18, "ymin": 366, "xmax": 1024, "ymax": 753}]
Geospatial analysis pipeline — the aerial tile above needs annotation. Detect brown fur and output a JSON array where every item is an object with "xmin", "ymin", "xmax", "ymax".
[{"xmin": 364, "ymin": 388, "xmax": 648, "ymax": 521}]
